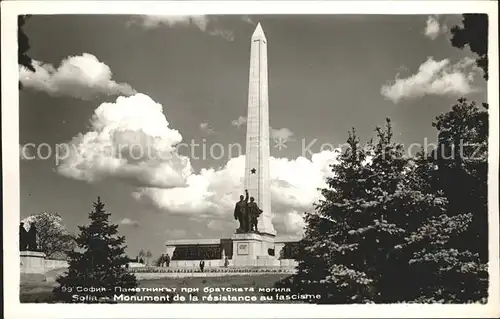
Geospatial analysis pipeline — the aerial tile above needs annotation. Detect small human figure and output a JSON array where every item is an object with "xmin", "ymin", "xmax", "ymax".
[
  {"xmin": 199, "ymin": 260, "xmax": 205, "ymax": 272},
  {"xmin": 165, "ymin": 253, "xmax": 171, "ymax": 267},
  {"xmin": 224, "ymin": 257, "xmax": 229, "ymax": 268}
]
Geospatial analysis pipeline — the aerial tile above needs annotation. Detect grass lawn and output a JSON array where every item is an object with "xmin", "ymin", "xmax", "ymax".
[{"xmin": 20, "ymin": 274, "xmax": 293, "ymax": 303}]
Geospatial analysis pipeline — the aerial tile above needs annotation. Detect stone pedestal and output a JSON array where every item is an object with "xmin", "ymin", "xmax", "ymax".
[
  {"xmin": 231, "ymin": 232, "xmax": 279, "ymax": 267},
  {"xmin": 20, "ymin": 251, "xmax": 46, "ymax": 274}
]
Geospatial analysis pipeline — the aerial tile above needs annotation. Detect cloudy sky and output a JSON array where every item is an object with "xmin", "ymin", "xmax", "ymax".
[{"xmin": 19, "ymin": 14, "xmax": 487, "ymax": 257}]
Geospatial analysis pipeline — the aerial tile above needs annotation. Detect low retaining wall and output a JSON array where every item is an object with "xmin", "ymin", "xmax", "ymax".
[
  {"xmin": 20, "ymin": 251, "xmax": 69, "ymax": 274},
  {"xmin": 170, "ymin": 259, "xmax": 223, "ymax": 268},
  {"xmin": 19, "ymin": 251, "xmax": 298, "ymax": 278},
  {"xmin": 279, "ymin": 259, "xmax": 298, "ymax": 267},
  {"xmin": 168, "ymin": 259, "xmax": 297, "ymax": 268},
  {"xmin": 45, "ymin": 259, "xmax": 69, "ymax": 270},
  {"xmin": 20, "ymin": 251, "xmax": 46, "ymax": 274},
  {"xmin": 135, "ymin": 270, "xmax": 296, "ymax": 280}
]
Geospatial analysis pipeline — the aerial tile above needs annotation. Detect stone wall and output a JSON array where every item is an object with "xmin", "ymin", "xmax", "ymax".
[
  {"xmin": 170, "ymin": 259, "xmax": 223, "ymax": 268},
  {"xmin": 163, "ymin": 259, "xmax": 296, "ymax": 268},
  {"xmin": 20, "ymin": 251, "xmax": 68, "ymax": 274},
  {"xmin": 134, "ymin": 271, "xmax": 293, "ymax": 280},
  {"xmin": 44, "ymin": 258, "xmax": 69, "ymax": 270},
  {"xmin": 20, "ymin": 251, "xmax": 46, "ymax": 274},
  {"xmin": 279, "ymin": 259, "xmax": 298, "ymax": 268}
]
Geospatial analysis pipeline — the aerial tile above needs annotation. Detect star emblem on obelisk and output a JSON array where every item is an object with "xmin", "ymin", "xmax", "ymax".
[{"xmin": 251, "ymin": 168, "xmax": 256, "ymax": 174}]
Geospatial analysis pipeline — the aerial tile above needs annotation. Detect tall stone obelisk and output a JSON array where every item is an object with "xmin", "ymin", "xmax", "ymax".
[{"xmin": 244, "ymin": 23, "xmax": 276, "ymax": 236}]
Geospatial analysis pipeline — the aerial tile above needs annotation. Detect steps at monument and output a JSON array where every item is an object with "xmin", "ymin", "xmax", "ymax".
[
  {"xmin": 130, "ymin": 265, "xmax": 297, "ymax": 279},
  {"xmin": 130, "ymin": 265, "xmax": 296, "ymax": 274}
]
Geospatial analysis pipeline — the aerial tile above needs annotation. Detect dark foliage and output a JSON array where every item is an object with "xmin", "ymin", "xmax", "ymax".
[
  {"xmin": 281, "ymin": 112, "xmax": 487, "ymax": 303},
  {"xmin": 450, "ymin": 14, "xmax": 489, "ymax": 80},
  {"xmin": 53, "ymin": 197, "xmax": 138, "ymax": 303},
  {"xmin": 18, "ymin": 15, "xmax": 35, "ymax": 89},
  {"xmin": 430, "ymin": 98, "xmax": 488, "ymax": 262}
]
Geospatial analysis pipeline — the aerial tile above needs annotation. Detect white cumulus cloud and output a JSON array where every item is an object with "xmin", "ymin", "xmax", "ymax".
[
  {"xmin": 381, "ymin": 57, "xmax": 479, "ymax": 103},
  {"xmin": 424, "ymin": 15, "xmax": 442, "ymax": 40},
  {"xmin": 231, "ymin": 116, "xmax": 247, "ymax": 128},
  {"xmin": 57, "ymin": 93, "xmax": 193, "ymax": 188},
  {"xmin": 207, "ymin": 28, "xmax": 235, "ymax": 42},
  {"xmin": 199, "ymin": 122, "xmax": 215, "ymax": 134},
  {"xmin": 241, "ymin": 15, "xmax": 256, "ymax": 25},
  {"xmin": 132, "ymin": 15, "xmax": 235, "ymax": 41},
  {"xmin": 120, "ymin": 218, "xmax": 140, "ymax": 227},
  {"xmin": 275, "ymin": 211, "xmax": 306, "ymax": 236},
  {"xmin": 58, "ymin": 93, "xmax": 340, "ymax": 236},
  {"xmin": 19, "ymin": 53, "xmax": 136, "ymax": 100},
  {"xmin": 271, "ymin": 127, "xmax": 295, "ymax": 142},
  {"xmin": 138, "ymin": 15, "xmax": 209, "ymax": 30},
  {"xmin": 133, "ymin": 150, "xmax": 339, "ymax": 236}
]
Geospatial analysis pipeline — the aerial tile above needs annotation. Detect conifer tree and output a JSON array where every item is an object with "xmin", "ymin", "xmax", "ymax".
[
  {"xmin": 53, "ymin": 197, "xmax": 138, "ymax": 303},
  {"xmin": 431, "ymin": 98, "xmax": 488, "ymax": 262},
  {"xmin": 364, "ymin": 118, "xmax": 485, "ymax": 303},
  {"xmin": 399, "ymin": 151, "xmax": 487, "ymax": 303},
  {"xmin": 399, "ymin": 99, "xmax": 489, "ymax": 303},
  {"xmin": 346, "ymin": 119, "xmax": 445, "ymax": 302},
  {"xmin": 291, "ymin": 128, "xmax": 376, "ymax": 303},
  {"xmin": 286, "ymin": 118, "xmax": 479, "ymax": 303}
]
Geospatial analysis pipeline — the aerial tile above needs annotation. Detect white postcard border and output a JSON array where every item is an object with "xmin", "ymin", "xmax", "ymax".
[{"xmin": 2, "ymin": 1, "xmax": 499, "ymax": 318}]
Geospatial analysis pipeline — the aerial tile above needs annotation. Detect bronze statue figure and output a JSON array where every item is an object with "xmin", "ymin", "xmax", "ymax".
[
  {"xmin": 27, "ymin": 223, "xmax": 38, "ymax": 251},
  {"xmin": 20, "ymin": 222, "xmax": 38, "ymax": 251},
  {"xmin": 233, "ymin": 190, "xmax": 263, "ymax": 233},
  {"xmin": 234, "ymin": 190, "xmax": 249, "ymax": 232},
  {"xmin": 19, "ymin": 222, "xmax": 28, "ymax": 251},
  {"xmin": 247, "ymin": 196, "xmax": 263, "ymax": 232}
]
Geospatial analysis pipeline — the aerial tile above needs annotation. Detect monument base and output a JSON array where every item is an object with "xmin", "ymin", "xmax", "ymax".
[
  {"xmin": 20, "ymin": 251, "xmax": 46, "ymax": 274},
  {"xmin": 231, "ymin": 232, "xmax": 280, "ymax": 267}
]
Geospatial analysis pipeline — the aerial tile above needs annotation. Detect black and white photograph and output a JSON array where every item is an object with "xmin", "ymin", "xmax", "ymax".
[{"xmin": 2, "ymin": 1, "xmax": 499, "ymax": 318}]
